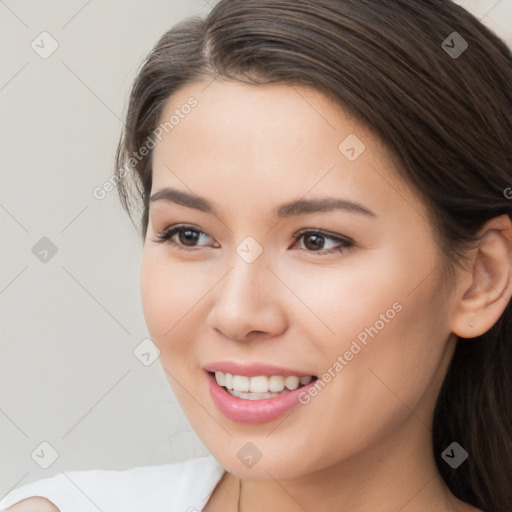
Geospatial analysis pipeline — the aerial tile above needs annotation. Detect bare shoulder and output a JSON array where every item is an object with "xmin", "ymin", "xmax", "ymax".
[{"xmin": 5, "ymin": 497, "xmax": 60, "ymax": 512}]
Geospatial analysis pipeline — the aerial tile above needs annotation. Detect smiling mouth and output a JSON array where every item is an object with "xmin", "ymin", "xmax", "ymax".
[{"xmin": 209, "ymin": 371, "xmax": 318, "ymax": 400}]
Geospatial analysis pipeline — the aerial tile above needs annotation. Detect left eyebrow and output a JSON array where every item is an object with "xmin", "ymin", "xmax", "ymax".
[
  {"xmin": 275, "ymin": 197, "xmax": 377, "ymax": 218},
  {"xmin": 149, "ymin": 187, "xmax": 377, "ymax": 218}
]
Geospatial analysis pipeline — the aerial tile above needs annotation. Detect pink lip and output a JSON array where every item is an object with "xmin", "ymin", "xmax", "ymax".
[
  {"xmin": 205, "ymin": 371, "xmax": 318, "ymax": 424},
  {"xmin": 203, "ymin": 361, "xmax": 316, "ymax": 378}
]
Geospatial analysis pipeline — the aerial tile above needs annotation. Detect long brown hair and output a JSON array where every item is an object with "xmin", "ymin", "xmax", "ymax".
[{"xmin": 114, "ymin": 1, "xmax": 512, "ymax": 509}]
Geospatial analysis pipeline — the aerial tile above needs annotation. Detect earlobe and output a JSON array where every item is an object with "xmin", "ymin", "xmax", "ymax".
[{"xmin": 450, "ymin": 214, "xmax": 512, "ymax": 339}]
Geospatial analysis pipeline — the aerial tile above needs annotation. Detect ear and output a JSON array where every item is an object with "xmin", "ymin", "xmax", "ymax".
[{"xmin": 450, "ymin": 214, "xmax": 512, "ymax": 339}]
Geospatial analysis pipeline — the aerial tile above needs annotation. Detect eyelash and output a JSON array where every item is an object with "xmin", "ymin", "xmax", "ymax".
[{"xmin": 152, "ymin": 224, "xmax": 354, "ymax": 255}]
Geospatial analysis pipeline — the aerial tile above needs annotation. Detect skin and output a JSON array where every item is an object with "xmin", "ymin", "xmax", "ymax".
[
  {"xmin": 139, "ymin": 79, "xmax": 512, "ymax": 512},
  {"xmin": 7, "ymin": 497, "xmax": 59, "ymax": 511}
]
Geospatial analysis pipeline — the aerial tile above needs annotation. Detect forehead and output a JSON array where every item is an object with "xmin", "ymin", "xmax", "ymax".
[
  {"xmin": 155, "ymin": 80, "xmax": 361, "ymax": 160},
  {"xmin": 150, "ymin": 79, "xmax": 427, "ymax": 226}
]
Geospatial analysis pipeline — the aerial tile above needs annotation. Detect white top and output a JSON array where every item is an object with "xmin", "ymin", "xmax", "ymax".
[{"xmin": 0, "ymin": 455, "xmax": 226, "ymax": 512}]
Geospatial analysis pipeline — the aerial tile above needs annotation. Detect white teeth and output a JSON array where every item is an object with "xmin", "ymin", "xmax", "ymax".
[
  {"xmin": 214, "ymin": 372, "xmax": 225, "ymax": 387},
  {"xmin": 284, "ymin": 376, "xmax": 300, "ymax": 390},
  {"xmin": 214, "ymin": 371, "xmax": 314, "ymax": 394},
  {"xmin": 249, "ymin": 376, "xmax": 268, "ymax": 393},
  {"xmin": 228, "ymin": 389, "xmax": 287, "ymax": 400},
  {"xmin": 232, "ymin": 375, "xmax": 250, "ymax": 392},
  {"xmin": 268, "ymin": 375, "xmax": 285, "ymax": 392}
]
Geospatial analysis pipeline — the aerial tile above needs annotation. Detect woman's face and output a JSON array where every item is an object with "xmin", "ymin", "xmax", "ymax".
[{"xmin": 140, "ymin": 79, "xmax": 459, "ymax": 479}]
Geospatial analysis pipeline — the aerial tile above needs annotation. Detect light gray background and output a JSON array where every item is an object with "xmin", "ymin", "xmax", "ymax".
[{"xmin": 1, "ymin": 0, "xmax": 511, "ymax": 498}]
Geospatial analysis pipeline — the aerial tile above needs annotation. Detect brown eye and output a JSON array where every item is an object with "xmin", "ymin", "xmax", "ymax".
[
  {"xmin": 302, "ymin": 233, "xmax": 326, "ymax": 251},
  {"xmin": 293, "ymin": 229, "xmax": 354, "ymax": 255},
  {"xmin": 177, "ymin": 228, "xmax": 201, "ymax": 246},
  {"xmin": 152, "ymin": 225, "xmax": 216, "ymax": 250}
]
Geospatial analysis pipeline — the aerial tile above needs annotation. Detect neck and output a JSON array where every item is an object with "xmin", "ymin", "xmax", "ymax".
[{"xmin": 222, "ymin": 416, "xmax": 468, "ymax": 512}]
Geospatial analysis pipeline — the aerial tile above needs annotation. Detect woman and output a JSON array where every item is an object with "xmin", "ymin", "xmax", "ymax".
[{"xmin": 2, "ymin": 0, "xmax": 511, "ymax": 511}]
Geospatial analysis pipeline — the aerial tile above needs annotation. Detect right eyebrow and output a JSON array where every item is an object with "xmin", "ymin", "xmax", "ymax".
[{"xmin": 150, "ymin": 187, "xmax": 218, "ymax": 214}]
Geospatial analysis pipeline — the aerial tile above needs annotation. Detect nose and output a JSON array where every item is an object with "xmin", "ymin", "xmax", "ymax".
[{"xmin": 206, "ymin": 252, "xmax": 288, "ymax": 341}]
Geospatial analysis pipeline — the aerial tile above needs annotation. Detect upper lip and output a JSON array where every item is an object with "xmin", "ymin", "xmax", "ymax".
[{"xmin": 203, "ymin": 361, "xmax": 316, "ymax": 378}]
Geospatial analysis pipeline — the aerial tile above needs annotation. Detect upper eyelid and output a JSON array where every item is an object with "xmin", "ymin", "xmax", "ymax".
[{"xmin": 293, "ymin": 227, "xmax": 351, "ymax": 241}]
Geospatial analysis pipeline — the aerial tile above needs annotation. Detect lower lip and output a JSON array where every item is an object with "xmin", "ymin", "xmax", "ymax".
[{"xmin": 206, "ymin": 371, "xmax": 317, "ymax": 424}]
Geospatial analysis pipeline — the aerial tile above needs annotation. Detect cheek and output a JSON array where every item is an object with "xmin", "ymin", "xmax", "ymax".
[
  {"xmin": 276, "ymin": 254, "xmax": 405, "ymax": 347},
  {"xmin": 283, "ymin": 250, "xmax": 447, "ymax": 410},
  {"xmin": 139, "ymin": 250, "xmax": 198, "ymax": 345},
  {"xmin": 332, "ymin": 281, "xmax": 450, "ymax": 430},
  {"xmin": 140, "ymin": 252, "xmax": 167, "ymax": 340}
]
